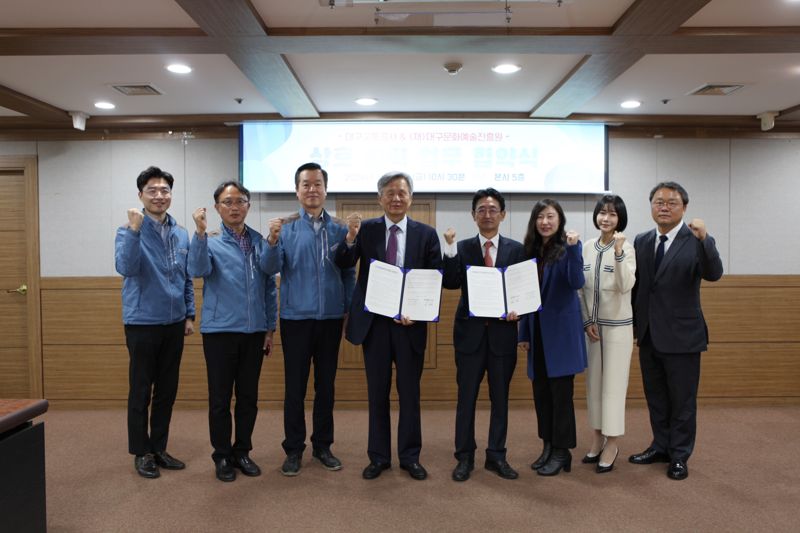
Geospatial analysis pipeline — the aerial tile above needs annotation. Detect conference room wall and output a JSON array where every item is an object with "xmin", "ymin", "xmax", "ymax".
[{"xmin": 1, "ymin": 136, "xmax": 798, "ymax": 275}]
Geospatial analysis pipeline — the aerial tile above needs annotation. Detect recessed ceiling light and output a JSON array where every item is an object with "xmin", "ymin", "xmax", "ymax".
[
  {"xmin": 94, "ymin": 101, "xmax": 116, "ymax": 110},
  {"xmin": 166, "ymin": 64, "xmax": 192, "ymax": 74},
  {"xmin": 620, "ymin": 100, "xmax": 641, "ymax": 109},
  {"xmin": 492, "ymin": 64, "xmax": 521, "ymax": 74},
  {"xmin": 355, "ymin": 97, "xmax": 378, "ymax": 106}
]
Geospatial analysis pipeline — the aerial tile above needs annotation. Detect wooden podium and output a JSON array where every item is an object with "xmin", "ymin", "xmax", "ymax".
[{"xmin": 0, "ymin": 399, "xmax": 49, "ymax": 533}]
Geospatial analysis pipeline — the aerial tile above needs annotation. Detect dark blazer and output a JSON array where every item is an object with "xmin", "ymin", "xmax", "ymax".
[
  {"xmin": 518, "ymin": 243, "xmax": 587, "ymax": 379},
  {"xmin": 334, "ymin": 216, "xmax": 443, "ymax": 352},
  {"xmin": 633, "ymin": 224, "xmax": 723, "ymax": 354},
  {"xmin": 442, "ymin": 235, "xmax": 525, "ymax": 355}
]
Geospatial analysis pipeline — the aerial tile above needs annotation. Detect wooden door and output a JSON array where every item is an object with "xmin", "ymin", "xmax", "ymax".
[
  {"xmin": 335, "ymin": 195, "xmax": 437, "ymax": 370},
  {"xmin": 0, "ymin": 156, "xmax": 41, "ymax": 398}
]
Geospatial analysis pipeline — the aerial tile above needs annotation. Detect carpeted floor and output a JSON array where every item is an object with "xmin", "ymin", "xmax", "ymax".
[{"xmin": 39, "ymin": 405, "xmax": 799, "ymax": 533}]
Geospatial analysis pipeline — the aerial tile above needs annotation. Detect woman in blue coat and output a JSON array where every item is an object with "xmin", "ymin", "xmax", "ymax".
[{"xmin": 518, "ymin": 199, "xmax": 587, "ymax": 476}]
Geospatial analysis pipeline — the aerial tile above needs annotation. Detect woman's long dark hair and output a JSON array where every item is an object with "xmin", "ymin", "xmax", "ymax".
[{"xmin": 523, "ymin": 199, "xmax": 567, "ymax": 264}]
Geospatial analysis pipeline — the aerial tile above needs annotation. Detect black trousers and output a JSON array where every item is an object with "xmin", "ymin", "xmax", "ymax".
[
  {"xmin": 639, "ymin": 336, "xmax": 701, "ymax": 462},
  {"xmin": 125, "ymin": 321, "xmax": 185, "ymax": 456},
  {"xmin": 280, "ymin": 318, "xmax": 343, "ymax": 456},
  {"xmin": 362, "ymin": 316, "xmax": 425, "ymax": 465},
  {"xmin": 532, "ymin": 315, "xmax": 576, "ymax": 449},
  {"xmin": 202, "ymin": 332, "xmax": 265, "ymax": 463},
  {"xmin": 454, "ymin": 329, "xmax": 517, "ymax": 462}
]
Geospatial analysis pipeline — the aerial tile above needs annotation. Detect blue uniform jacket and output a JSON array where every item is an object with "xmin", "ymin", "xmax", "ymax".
[
  {"xmin": 115, "ymin": 212, "xmax": 195, "ymax": 326},
  {"xmin": 262, "ymin": 208, "xmax": 355, "ymax": 320},
  {"xmin": 188, "ymin": 223, "xmax": 277, "ymax": 334},
  {"xmin": 519, "ymin": 242, "xmax": 587, "ymax": 379}
]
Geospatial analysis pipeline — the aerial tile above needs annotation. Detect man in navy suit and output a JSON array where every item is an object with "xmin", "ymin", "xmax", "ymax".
[
  {"xmin": 442, "ymin": 188, "xmax": 525, "ymax": 482},
  {"xmin": 335, "ymin": 171, "xmax": 442, "ymax": 481},
  {"xmin": 630, "ymin": 181, "xmax": 723, "ymax": 480}
]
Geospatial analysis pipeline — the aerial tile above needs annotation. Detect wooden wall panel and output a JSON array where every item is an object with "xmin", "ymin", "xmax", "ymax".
[
  {"xmin": 0, "ymin": 347, "xmax": 29, "ymax": 397},
  {"xmin": 37, "ymin": 275, "xmax": 800, "ymax": 405}
]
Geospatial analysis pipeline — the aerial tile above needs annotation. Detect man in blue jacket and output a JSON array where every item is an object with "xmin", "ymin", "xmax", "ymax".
[
  {"xmin": 263, "ymin": 162, "xmax": 355, "ymax": 476},
  {"xmin": 188, "ymin": 181, "xmax": 278, "ymax": 482},
  {"xmin": 115, "ymin": 166, "xmax": 195, "ymax": 479}
]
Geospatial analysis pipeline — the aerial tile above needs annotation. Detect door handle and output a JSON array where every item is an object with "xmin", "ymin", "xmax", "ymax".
[{"xmin": 6, "ymin": 283, "xmax": 27, "ymax": 295}]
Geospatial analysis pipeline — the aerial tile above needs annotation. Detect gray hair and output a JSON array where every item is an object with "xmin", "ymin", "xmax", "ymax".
[{"xmin": 377, "ymin": 171, "xmax": 414, "ymax": 195}]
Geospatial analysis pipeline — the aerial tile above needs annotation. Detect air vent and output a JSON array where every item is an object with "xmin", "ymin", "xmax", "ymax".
[
  {"xmin": 689, "ymin": 84, "xmax": 744, "ymax": 96},
  {"xmin": 111, "ymin": 84, "xmax": 163, "ymax": 96}
]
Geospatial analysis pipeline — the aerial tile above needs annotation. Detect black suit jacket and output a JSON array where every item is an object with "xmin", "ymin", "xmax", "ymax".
[
  {"xmin": 334, "ymin": 216, "xmax": 443, "ymax": 352},
  {"xmin": 442, "ymin": 235, "xmax": 525, "ymax": 355},
  {"xmin": 633, "ymin": 224, "xmax": 723, "ymax": 354}
]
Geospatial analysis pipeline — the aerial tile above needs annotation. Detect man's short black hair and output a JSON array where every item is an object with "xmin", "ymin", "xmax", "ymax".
[
  {"xmin": 213, "ymin": 181, "xmax": 250, "ymax": 203},
  {"xmin": 295, "ymin": 162, "xmax": 328, "ymax": 189},
  {"xmin": 136, "ymin": 166, "xmax": 174, "ymax": 192},
  {"xmin": 649, "ymin": 181, "xmax": 689, "ymax": 206},
  {"xmin": 471, "ymin": 188, "xmax": 506, "ymax": 212}
]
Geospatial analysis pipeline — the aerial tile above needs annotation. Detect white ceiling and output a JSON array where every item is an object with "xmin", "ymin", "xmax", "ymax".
[{"xmin": 1, "ymin": 0, "xmax": 800, "ymax": 127}]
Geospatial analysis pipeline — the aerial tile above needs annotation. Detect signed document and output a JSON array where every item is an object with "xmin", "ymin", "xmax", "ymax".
[
  {"xmin": 364, "ymin": 260, "xmax": 443, "ymax": 322},
  {"xmin": 466, "ymin": 259, "xmax": 540, "ymax": 318}
]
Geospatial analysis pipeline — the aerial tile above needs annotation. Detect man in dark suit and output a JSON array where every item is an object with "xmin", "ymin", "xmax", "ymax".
[
  {"xmin": 630, "ymin": 181, "xmax": 723, "ymax": 480},
  {"xmin": 335, "ymin": 171, "xmax": 442, "ymax": 481},
  {"xmin": 442, "ymin": 188, "xmax": 524, "ymax": 482}
]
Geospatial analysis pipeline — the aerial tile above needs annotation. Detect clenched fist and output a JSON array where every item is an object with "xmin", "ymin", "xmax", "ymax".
[
  {"xmin": 565, "ymin": 230, "xmax": 580, "ymax": 246},
  {"xmin": 346, "ymin": 212, "xmax": 362, "ymax": 243},
  {"xmin": 613, "ymin": 231, "xmax": 626, "ymax": 255},
  {"xmin": 688, "ymin": 218, "xmax": 707, "ymax": 241},
  {"xmin": 192, "ymin": 207, "xmax": 207, "ymax": 235},
  {"xmin": 127, "ymin": 208, "xmax": 144, "ymax": 231},
  {"xmin": 267, "ymin": 217, "xmax": 283, "ymax": 245},
  {"xmin": 443, "ymin": 228, "xmax": 456, "ymax": 245}
]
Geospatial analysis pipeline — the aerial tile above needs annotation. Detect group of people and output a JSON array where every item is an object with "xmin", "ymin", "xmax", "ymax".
[{"xmin": 115, "ymin": 162, "xmax": 722, "ymax": 484}]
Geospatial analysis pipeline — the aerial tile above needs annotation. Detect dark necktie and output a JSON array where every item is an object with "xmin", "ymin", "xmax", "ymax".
[
  {"xmin": 386, "ymin": 225, "xmax": 399, "ymax": 266},
  {"xmin": 483, "ymin": 240, "xmax": 494, "ymax": 267},
  {"xmin": 654, "ymin": 234, "xmax": 668, "ymax": 272}
]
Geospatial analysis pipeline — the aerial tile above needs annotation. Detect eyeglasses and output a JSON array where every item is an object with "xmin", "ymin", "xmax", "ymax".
[
  {"xmin": 475, "ymin": 207, "xmax": 501, "ymax": 216},
  {"xmin": 219, "ymin": 198, "xmax": 249, "ymax": 207},
  {"xmin": 143, "ymin": 187, "xmax": 171, "ymax": 197},
  {"xmin": 651, "ymin": 200, "xmax": 683, "ymax": 210}
]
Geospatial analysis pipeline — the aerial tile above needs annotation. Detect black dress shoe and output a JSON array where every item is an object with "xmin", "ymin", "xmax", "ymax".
[
  {"xmin": 134, "ymin": 453, "xmax": 160, "ymax": 479},
  {"xmin": 281, "ymin": 454, "xmax": 302, "ymax": 476},
  {"xmin": 362, "ymin": 462, "xmax": 391, "ymax": 480},
  {"xmin": 484, "ymin": 459, "xmax": 519, "ymax": 480},
  {"xmin": 537, "ymin": 448, "xmax": 572, "ymax": 476},
  {"xmin": 233, "ymin": 455, "xmax": 261, "ymax": 477},
  {"xmin": 581, "ymin": 451, "xmax": 601, "ymax": 464},
  {"xmin": 596, "ymin": 446, "xmax": 619, "ymax": 474},
  {"xmin": 312, "ymin": 448, "xmax": 342, "ymax": 471},
  {"xmin": 154, "ymin": 451, "xmax": 185, "ymax": 470},
  {"xmin": 400, "ymin": 462, "xmax": 428, "ymax": 480},
  {"xmin": 531, "ymin": 441, "xmax": 552, "ymax": 470},
  {"xmin": 667, "ymin": 460, "xmax": 688, "ymax": 480},
  {"xmin": 452, "ymin": 459, "xmax": 474, "ymax": 482},
  {"xmin": 215, "ymin": 458, "xmax": 236, "ymax": 482},
  {"xmin": 629, "ymin": 447, "xmax": 670, "ymax": 465}
]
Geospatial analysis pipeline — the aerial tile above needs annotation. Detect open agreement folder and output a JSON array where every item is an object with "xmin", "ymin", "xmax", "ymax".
[
  {"xmin": 466, "ymin": 259, "xmax": 541, "ymax": 319},
  {"xmin": 364, "ymin": 259, "xmax": 443, "ymax": 322}
]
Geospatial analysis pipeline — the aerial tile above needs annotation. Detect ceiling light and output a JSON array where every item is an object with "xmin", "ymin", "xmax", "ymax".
[
  {"xmin": 355, "ymin": 97, "xmax": 378, "ymax": 106},
  {"xmin": 94, "ymin": 101, "xmax": 116, "ymax": 110},
  {"xmin": 166, "ymin": 64, "xmax": 192, "ymax": 74},
  {"xmin": 492, "ymin": 64, "xmax": 521, "ymax": 74},
  {"xmin": 620, "ymin": 100, "xmax": 641, "ymax": 109}
]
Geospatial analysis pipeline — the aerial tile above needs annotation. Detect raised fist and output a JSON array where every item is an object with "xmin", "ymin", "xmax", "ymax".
[
  {"xmin": 267, "ymin": 217, "xmax": 283, "ymax": 245},
  {"xmin": 443, "ymin": 227, "xmax": 456, "ymax": 245},
  {"xmin": 192, "ymin": 207, "xmax": 207, "ymax": 235},
  {"xmin": 613, "ymin": 231, "xmax": 626, "ymax": 255},
  {"xmin": 346, "ymin": 212, "xmax": 362, "ymax": 243},
  {"xmin": 688, "ymin": 218, "xmax": 707, "ymax": 241},
  {"xmin": 127, "ymin": 208, "xmax": 144, "ymax": 231},
  {"xmin": 565, "ymin": 230, "xmax": 580, "ymax": 246}
]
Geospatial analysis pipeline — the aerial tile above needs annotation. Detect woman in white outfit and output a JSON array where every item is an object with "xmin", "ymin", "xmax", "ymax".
[{"xmin": 578, "ymin": 194, "xmax": 636, "ymax": 473}]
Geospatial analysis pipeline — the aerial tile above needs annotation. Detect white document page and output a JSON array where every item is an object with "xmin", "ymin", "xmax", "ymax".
[
  {"xmin": 466, "ymin": 266, "xmax": 506, "ymax": 318},
  {"xmin": 400, "ymin": 269, "xmax": 443, "ymax": 322},
  {"xmin": 504, "ymin": 259, "xmax": 541, "ymax": 316},
  {"xmin": 364, "ymin": 260, "xmax": 404, "ymax": 319}
]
